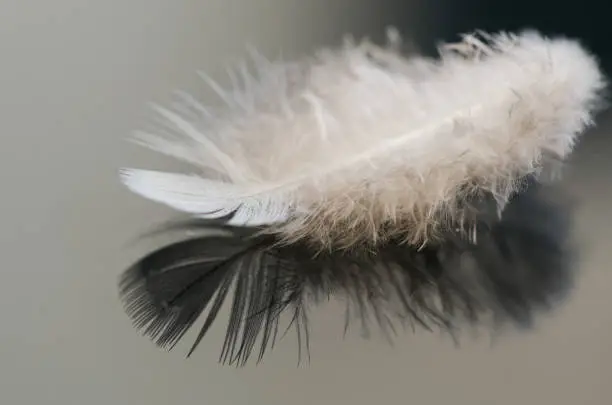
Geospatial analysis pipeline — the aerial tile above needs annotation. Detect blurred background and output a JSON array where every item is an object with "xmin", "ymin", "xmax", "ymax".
[{"xmin": 0, "ymin": 1, "xmax": 610, "ymax": 404}]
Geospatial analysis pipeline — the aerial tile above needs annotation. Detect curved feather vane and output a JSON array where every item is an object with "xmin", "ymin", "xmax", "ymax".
[
  {"xmin": 120, "ymin": 169, "xmax": 291, "ymax": 226},
  {"xmin": 119, "ymin": 180, "xmax": 575, "ymax": 365},
  {"xmin": 121, "ymin": 29, "xmax": 605, "ymax": 248}
]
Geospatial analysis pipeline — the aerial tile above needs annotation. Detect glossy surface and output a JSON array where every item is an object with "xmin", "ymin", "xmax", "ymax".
[{"xmin": 1, "ymin": 1, "xmax": 610, "ymax": 404}]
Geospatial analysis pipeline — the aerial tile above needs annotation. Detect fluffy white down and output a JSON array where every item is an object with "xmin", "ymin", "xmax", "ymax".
[{"xmin": 121, "ymin": 29, "xmax": 606, "ymax": 249}]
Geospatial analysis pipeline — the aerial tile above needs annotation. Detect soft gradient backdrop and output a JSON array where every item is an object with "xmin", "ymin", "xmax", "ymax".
[{"xmin": 1, "ymin": 1, "xmax": 610, "ymax": 404}]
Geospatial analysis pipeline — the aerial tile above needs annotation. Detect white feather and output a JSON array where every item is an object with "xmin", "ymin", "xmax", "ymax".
[
  {"xmin": 120, "ymin": 168, "xmax": 291, "ymax": 226},
  {"xmin": 121, "ymin": 29, "xmax": 606, "ymax": 247}
]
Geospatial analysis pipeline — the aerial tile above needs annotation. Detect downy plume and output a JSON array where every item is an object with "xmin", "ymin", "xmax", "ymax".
[{"xmin": 121, "ymin": 29, "xmax": 604, "ymax": 249}]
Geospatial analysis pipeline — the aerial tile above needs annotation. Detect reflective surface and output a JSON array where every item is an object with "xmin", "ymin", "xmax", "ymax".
[{"xmin": 1, "ymin": 1, "xmax": 610, "ymax": 404}]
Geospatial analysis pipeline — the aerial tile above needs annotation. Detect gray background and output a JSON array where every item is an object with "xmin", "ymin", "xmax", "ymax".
[{"xmin": 1, "ymin": 1, "xmax": 610, "ymax": 404}]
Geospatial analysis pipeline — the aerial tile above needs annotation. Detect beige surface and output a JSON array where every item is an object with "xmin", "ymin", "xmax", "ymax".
[{"xmin": 1, "ymin": 1, "xmax": 610, "ymax": 404}]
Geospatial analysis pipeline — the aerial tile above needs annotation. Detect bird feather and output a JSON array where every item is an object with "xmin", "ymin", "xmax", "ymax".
[{"xmin": 121, "ymin": 29, "xmax": 605, "ymax": 248}]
